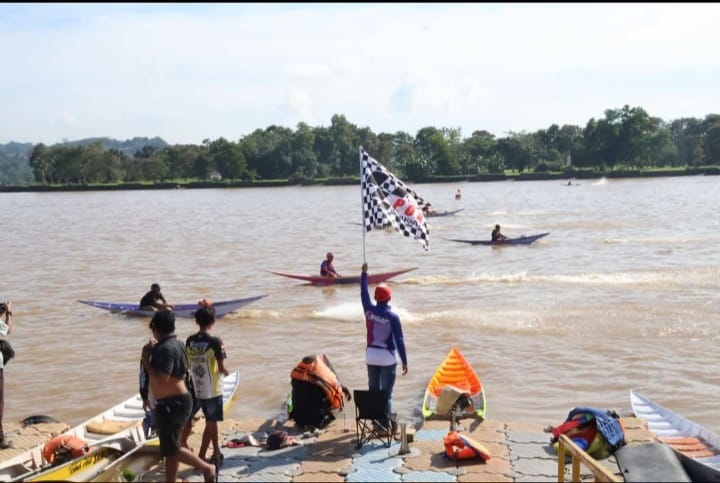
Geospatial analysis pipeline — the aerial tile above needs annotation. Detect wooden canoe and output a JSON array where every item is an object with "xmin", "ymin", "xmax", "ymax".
[
  {"xmin": 269, "ymin": 268, "xmax": 416, "ymax": 286},
  {"xmin": 77, "ymin": 295, "xmax": 267, "ymax": 318}
]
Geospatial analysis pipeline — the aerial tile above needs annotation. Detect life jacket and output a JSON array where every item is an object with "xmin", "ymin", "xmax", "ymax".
[
  {"xmin": 549, "ymin": 407, "xmax": 626, "ymax": 459},
  {"xmin": 42, "ymin": 435, "xmax": 89, "ymax": 466},
  {"xmin": 443, "ymin": 431, "xmax": 491, "ymax": 461},
  {"xmin": 290, "ymin": 355, "xmax": 344, "ymax": 411}
]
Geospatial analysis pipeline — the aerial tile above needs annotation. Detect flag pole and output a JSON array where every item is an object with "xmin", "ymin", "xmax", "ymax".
[{"xmin": 359, "ymin": 146, "xmax": 367, "ymax": 263}]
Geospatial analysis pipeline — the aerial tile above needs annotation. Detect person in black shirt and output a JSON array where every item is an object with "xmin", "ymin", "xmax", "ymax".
[
  {"xmin": 141, "ymin": 311, "xmax": 214, "ymax": 482},
  {"xmin": 491, "ymin": 224, "xmax": 509, "ymax": 242},
  {"xmin": 139, "ymin": 283, "xmax": 173, "ymax": 311}
]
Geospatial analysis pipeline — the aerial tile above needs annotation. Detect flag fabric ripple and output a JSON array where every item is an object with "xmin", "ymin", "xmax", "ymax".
[{"xmin": 360, "ymin": 146, "xmax": 430, "ymax": 251}]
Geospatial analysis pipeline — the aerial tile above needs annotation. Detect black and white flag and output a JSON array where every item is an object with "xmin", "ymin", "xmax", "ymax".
[{"xmin": 360, "ymin": 146, "xmax": 430, "ymax": 251}]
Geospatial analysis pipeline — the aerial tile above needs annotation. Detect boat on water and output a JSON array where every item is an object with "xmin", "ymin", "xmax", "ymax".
[
  {"xmin": 630, "ymin": 390, "xmax": 720, "ymax": 482},
  {"xmin": 427, "ymin": 208, "xmax": 464, "ymax": 218},
  {"xmin": 422, "ymin": 347, "xmax": 486, "ymax": 421},
  {"xmin": 0, "ymin": 371, "xmax": 240, "ymax": 482},
  {"xmin": 446, "ymin": 232, "xmax": 550, "ymax": 246},
  {"xmin": 77, "ymin": 295, "xmax": 267, "ymax": 318},
  {"xmin": 269, "ymin": 268, "xmax": 416, "ymax": 286}
]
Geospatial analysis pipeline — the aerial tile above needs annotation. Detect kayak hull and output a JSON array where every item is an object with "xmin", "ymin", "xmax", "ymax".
[
  {"xmin": 270, "ymin": 268, "xmax": 416, "ymax": 286},
  {"xmin": 77, "ymin": 295, "xmax": 267, "ymax": 319},
  {"xmin": 446, "ymin": 232, "xmax": 550, "ymax": 246}
]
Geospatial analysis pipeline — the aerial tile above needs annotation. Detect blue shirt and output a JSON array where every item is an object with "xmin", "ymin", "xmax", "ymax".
[{"xmin": 360, "ymin": 272, "xmax": 408, "ymax": 366}]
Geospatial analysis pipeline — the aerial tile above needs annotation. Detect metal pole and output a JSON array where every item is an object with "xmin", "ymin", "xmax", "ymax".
[{"xmin": 399, "ymin": 422, "xmax": 409, "ymax": 455}]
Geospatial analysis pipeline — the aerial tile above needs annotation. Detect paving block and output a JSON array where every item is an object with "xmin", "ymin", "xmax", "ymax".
[
  {"xmin": 509, "ymin": 442, "xmax": 555, "ymax": 460},
  {"xmin": 402, "ymin": 470, "xmax": 458, "ymax": 482},
  {"xmin": 415, "ymin": 429, "xmax": 449, "ymax": 441}
]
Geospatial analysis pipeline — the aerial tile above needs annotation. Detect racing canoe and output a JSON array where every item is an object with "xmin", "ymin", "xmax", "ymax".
[
  {"xmin": 422, "ymin": 347, "xmax": 486, "ymax": 420},
  {"xmin": 427, "ymin": 208, "xmax": 464, "ymax": 217},
  {"xmin": 630, "ymin": 390, "xmax": 720, "ymax": 482},
  {"xmin": 77, "ymin": 295, "xmax": 267, "ymax": 318},
  {"xmin": 269, "ymin": 268, "xmax": 416, "ymax": 286},
  {"xmin": 446, "ymin": 232, "xmax": 550, "ymax": 246}
]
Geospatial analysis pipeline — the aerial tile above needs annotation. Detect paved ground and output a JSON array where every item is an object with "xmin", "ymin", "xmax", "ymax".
[{"xmin": 0, "ymin": 412, "xmax": 657, "ymax": 482}]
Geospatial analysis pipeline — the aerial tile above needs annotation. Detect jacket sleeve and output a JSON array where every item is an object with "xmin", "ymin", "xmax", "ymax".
[
  {"xmin": 360, "ymin": 272, "xmax": 373, "ymax": 311},
  {"xmin": 390, "ymin": 314, "xmax": 408, "ymax": 366}
]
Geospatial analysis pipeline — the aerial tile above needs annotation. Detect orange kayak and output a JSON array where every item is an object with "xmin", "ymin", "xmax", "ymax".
[{"xmin": 422, "ymin": 347, "xmax": 486, "ymax": 419}]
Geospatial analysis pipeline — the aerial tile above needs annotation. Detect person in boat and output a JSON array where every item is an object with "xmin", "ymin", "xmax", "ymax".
[
  {"xmin": 0, "ymin": 301, "xmax": 13, "ymax": 449},
  {"xmin": 139, "ymin": 283, "xmax": 174, "ymax": 312},
  {"xmin": 422, "ymin": 203, "xmax": 437, "ymax": 216},
  {"xmin": 360, "ymin": 262, "xmax": 408, "ymax": 436},
  {"xmin": 141, "ymin": 310, "xmax": 215, "ymax": 483},
  {"xmin": 186, "ymin": 301, "xmax": 229, "ymax": 466},
  {"xmin": 288, "ymin": 354, "xmax": 352, "ymax": 430},
  {"xmin": 491, "ymin": 224, "xmax": 509, "ymax": 242},
  {"xmin": 320, "ymin": 252, "xmax": 341, "ymax": 278}
]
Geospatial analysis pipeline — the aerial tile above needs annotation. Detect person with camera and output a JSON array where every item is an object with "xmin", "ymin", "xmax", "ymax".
[{"xmin": 0, "ymin": 301, "xmax": 14, "ymax": 449}]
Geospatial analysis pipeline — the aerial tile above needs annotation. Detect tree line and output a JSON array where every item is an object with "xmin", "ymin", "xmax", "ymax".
[{"xmin": 6, "ymin": 105, "xmax": 720, "ymax": 185}]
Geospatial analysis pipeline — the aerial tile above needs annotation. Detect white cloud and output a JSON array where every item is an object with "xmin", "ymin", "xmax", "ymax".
[{"xmin": 1, "ymin": 3, "xmax": 720, "ymax": 144}]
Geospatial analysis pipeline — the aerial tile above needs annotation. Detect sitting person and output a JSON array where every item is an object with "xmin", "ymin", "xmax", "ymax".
[
  {"xmin": 320, "ymin": 252, "xmax": 340, "ymax": 278},
  {"xmin": 139, "ymin": 283, "xmax": 173, "ymax": 311},
  {"xmin": 491, "ymin": 224, "xmax": 509, "ymax": 242},
  {"xmin": 287, "ymin": 354, "xmax": 351, "ymax": 430}
]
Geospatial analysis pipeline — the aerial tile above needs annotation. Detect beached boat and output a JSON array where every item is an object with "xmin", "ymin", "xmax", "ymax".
[
  {"xmin": 269, "ymin": 268, "xmax": 416, "ymax": 286},
  {"xmin": 0, "ymin": 371, "xmax": 240, "ymax": 482},
  {"xmin": 94, "ymin": 369, "xmax": 241, "ymax": 481},
  {"xmin": 0, "ymin": 397, "xmax": 147, "ymax": 482},
  {"xmin": 630, "ymin": 390, "xmax": 720, "ymax": 482},
  {"xmin": 446, "ymin": 232, "xmax": 550, "ymax": 246},
  {"xmin": 422, "ymin": 347, "xmax": 486, "ymax": 420},
  {"xmin": 77, "ymin": 295, "xmax": 267, "ymax": 318}
]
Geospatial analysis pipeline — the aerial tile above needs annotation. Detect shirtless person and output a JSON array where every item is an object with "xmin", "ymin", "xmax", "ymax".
[{"xmin": 141, "ymin": 311, "xmax": 214, "ymax": 482}]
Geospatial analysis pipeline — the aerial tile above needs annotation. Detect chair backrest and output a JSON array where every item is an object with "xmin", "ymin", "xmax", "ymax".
[{"xmin": 353, "ymin": 390, "xmax": 389, "ymax": 419}]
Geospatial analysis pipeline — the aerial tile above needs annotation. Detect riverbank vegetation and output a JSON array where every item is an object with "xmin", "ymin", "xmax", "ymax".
[{"xmin": 1, "ymin": 105, "xmax": 719, "ymax": 189}]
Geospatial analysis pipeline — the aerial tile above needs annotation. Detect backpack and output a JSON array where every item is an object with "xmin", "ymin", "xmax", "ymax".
[{"xmin": 0, "ymin": 339, "xmax": 14, "ymax": 365}]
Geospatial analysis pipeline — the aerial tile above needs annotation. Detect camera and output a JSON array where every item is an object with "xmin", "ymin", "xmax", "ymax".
[{"xmin": 0, "ymin": 303, "xmax": 5, "ymax": 312}]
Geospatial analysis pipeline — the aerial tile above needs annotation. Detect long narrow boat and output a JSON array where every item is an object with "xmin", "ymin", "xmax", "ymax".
[
  {"xmin": 446, "ymin": 232, "xmax": 550, "ymax": 246},
  {"xmin": 93, "ymin": 369, "xmax": 241, "ymax": 481},
  {"xmin": 0, "ymin": 371, "xmax": 240, "ymax": 482},
  {"xmin": 269, "ymin": 268, "xmax": 417, "ymax": 286},
  {"xmin": 427, "ymin": 208, "xmax": 464, "ymax": 217},
  {"xmin": 77, "ymin": 295, "xmax": 267, "ymax": 318},
  {"xmin": 422, "ymin": 347, "xmax": 486, "ymax": 420},
  {"xmin": 630, "ymin": 390, "xmax": 720, "ymax": 482}
]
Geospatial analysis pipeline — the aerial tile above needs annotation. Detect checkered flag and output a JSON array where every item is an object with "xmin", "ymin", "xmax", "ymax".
[{"xmin": 360, "ymin": 146, "xmax": 430, "ymax": 251}]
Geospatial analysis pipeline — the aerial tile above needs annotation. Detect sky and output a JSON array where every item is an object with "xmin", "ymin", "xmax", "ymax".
[{"xmin": 1, "ymin": 3, "xmax": 719, "ymax": 146}]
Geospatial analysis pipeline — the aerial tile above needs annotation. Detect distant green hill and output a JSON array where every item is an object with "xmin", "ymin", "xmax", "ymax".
[{"xmin": 0, "ymin": 137, "xmax": 170, "ymax": 184}]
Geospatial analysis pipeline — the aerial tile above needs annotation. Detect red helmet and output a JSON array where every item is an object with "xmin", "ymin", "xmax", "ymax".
[{"xmin": 374, "ymin": 284, "xmax": 392, "ymax": 302}]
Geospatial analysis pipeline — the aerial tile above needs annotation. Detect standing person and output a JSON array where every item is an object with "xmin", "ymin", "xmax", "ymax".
[
  {"xmin": 491, "ymin": 224, "xmax": 509, "ymax": 242},
  {"xmin": 360, "ymin": 263, "xmax": 408, "ymax": 434},
  {"xmin": 320, "ymin": 252, "xmax": 341, "ymax": 278},
  {"xmin": 186, "ymin": 302, "xmax": 229, "ymax": 466},
  {"xmin": 141, "ymin": 311, "xmax": 215, "ymax": 482},
  {"xmin": 0, "ymin": 301, "xmax": 13, "ymax": 449},
  {"xmin": 139, "ymin": 283, "xmax": 174, "ymax": 312}
]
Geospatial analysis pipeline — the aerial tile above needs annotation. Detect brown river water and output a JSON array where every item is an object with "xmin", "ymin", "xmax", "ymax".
[{"xmin": 1, "ymin": 175, "xmax": 718, "ymax": 432}]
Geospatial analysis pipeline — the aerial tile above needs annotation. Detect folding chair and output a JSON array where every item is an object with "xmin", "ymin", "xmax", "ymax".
[{"xmin": 353, "ymin": 389, "xmax": 392, "ymax": 448}]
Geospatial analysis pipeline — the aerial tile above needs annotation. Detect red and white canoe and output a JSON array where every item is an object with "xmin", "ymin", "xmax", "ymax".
[{"xmin": 269, "ymin": 268, "xmax": 416, "ymax": 286}]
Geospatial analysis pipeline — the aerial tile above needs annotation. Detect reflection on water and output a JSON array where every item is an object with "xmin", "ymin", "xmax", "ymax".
[{"xmin": 0, "ymin": 176, "xmax": 718, "ymax": 433}]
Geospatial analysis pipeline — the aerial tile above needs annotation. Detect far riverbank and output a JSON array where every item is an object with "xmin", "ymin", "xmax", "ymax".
[{"xmin": 0, "ymin": 166, "xmax": 717, "ymax": 193}]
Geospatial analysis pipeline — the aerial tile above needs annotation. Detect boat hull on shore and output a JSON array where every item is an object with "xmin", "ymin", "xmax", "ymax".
[
  {"xmin": 77, "ymin": 295, "xmax": 267, "ymax": 318},
  {"xmin": 630, "ymin": 390, "xmax": 720, "ymax": 482},
  {"xmin": 422, "ymin": 347, "xmax": 486, "ymax": 420}
]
